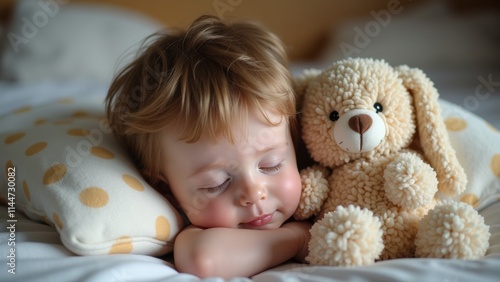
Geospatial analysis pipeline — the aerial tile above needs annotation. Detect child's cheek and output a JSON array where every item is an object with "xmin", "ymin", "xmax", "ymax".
[
  {"xmin": 190, "ymin": 199, "xmax": 236, "ymax": 228},
  {"xmin": 279, "ymin": 168, "xmax": 302, "ymax": 213}
]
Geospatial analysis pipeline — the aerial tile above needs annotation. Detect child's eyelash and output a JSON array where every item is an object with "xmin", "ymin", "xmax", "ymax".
[
  {"xmin": 260, "ymin": 163, "xmax": 282, "ymax": 174},
  {"xmin": 201, "ymin": 178, "xmax": 230, "ymax": 194},
  {"xmin": 199, "ymin": 163, "xmax": 282, "ymax": 193}
]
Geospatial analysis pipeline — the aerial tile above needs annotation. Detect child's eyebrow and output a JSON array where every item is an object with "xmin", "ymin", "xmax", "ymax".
[
  {"xmin": 254, "ymin": 142, "xmax": 289, "ymax": 158},
  {"xmin": 189, "ymin": 162, "xmax": 227, "ymax": 178}
]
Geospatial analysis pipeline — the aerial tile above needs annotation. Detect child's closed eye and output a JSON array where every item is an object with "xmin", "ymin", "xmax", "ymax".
[
  {"xmin": 259, "ymin": 163, "xmax": 283, "ymax": 174},
  {"xmin": 200, "ymin": 178, "xmax": 231, "ymax": 194}
]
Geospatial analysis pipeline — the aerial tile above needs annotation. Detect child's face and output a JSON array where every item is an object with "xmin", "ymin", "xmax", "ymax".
[{"xmin": 159, "ymin": 110, "xmax": 301, "ymax": 230}]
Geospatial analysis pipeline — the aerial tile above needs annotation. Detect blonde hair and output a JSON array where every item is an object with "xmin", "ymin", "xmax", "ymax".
[{"xmin": 106, "ymin": 15, "xmax": 296, "ymax": 184}]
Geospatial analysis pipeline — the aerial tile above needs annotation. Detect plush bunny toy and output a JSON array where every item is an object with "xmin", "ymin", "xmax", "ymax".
[{"xmin": 293, "ymin": 57, "xmax": 490, "ymax": 266}]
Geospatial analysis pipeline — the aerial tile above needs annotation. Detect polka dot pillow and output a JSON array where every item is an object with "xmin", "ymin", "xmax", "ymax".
[
  {"xmin": 440, "ymin": 99, "xmax": 500, "ymax": 210},
  {"xmin": 0, "ymin": 97, "xmax": 185, "ymax": 256}
]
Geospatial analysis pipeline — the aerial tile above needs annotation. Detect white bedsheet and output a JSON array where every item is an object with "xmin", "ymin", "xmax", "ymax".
[
  {"xmin": 0, "ymin": 81, "xmax": 499, "ymax": 282},
  {"xmin": 1, "ymin": 201, "xmax": 499, "ymax": 282}
]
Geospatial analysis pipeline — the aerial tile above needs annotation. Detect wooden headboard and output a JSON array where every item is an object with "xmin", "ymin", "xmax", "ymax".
[{"xmin": 1, "ymin": 0, "xmax": 497, "ymax": 60}]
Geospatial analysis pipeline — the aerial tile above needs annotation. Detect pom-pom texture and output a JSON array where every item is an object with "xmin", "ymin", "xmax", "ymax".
[
  {"xmin": 384, "ymin": 152, "xmax": 438, "ymax": 210},
  {"xmin": 415, "ymin": 201, "xmax": 490, "ymax": 259},
  {"xmin": 294, "ymin": 166, "xmax": 329, "ymax": 220},
  {"xmin": 307, "ymin": 205, "xmax": 383, "ymax": 266}
]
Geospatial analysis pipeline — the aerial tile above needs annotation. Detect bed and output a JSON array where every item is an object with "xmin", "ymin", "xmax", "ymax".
[{"xmin": 0, "ymin": 0, "xmax": 499, "ymax": 281}]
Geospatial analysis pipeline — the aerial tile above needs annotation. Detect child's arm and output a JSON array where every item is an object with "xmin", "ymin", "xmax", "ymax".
[{"xmin": 173, "ymin": 221, "xmax": 311, "ymax": 278}]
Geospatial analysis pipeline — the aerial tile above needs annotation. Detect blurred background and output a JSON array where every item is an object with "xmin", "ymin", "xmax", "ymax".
[
  {"xmin": 0, "ymin": 0, "xmax": 430, "ymax": 62},
  {"xmin": 0, "ymin": 0, "xmax": 499, "ymax": 125},
  {"xmin": 1, "ymin": 0, "xmax": 499, "ymax": 63}
]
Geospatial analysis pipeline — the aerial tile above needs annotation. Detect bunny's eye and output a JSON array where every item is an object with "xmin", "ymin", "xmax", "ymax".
[
  {"xmin": 374, "ymin": 102, "xmax": 383, "ymax": 113},
  {"xmin": 329, "ymin": 110, "xmax": 339, "ymax": 122}
]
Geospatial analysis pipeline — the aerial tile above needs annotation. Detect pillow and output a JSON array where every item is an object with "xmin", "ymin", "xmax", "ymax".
[
  {"xmin": 440, "ymin": 100, "xmax": 500, "ymax": 211},
  {"xmin": 0, "ymin": 96, "xmax": 185, "ymax": 256},
  {"xmin": 0, "ymin": 0, "xmax": 163, "ymax": 84}
]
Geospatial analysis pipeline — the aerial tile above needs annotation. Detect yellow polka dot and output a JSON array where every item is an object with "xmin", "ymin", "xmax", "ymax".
[
  {"xmin": 460, "ymin": 193, "xmax": 479, "ymax": 208},
  {"xmin": 4, "ymin": 132, "xmax": 26, "ymax": 144},
  {"xmin": 25, "ymin": 141, "xmax": 48, "ymax": 156},
  {"xmin": 23, "ymin": 180, "xmax": 31, "ymax": 202},
  {"xmin": 53, "ymin": 213, "xmax": 63, "ymax": 229},
  {"xmin": 155, "ymin": 216, "xmax": 171, "ymax": 241},
  {"xmin": 491, "ymin": 154, "xmax": 500, "ymax": 177},
  {"xmin": 34, "ymin": 118, "xmax": 47, "ymax": 125},
  {"xmin": 57, "ymin": 98, "xmax": 74, "ymax": 104},
  {"xmin": 445, "ymin": 117, "xmax": 467, "ymax": 131},
  {"xmin": 79, "ymin": 187, "xmax": 109, "ymax": 208},
  {"xmin": 67, "ymin": 128, "xmax": 91, "ymax": 136},
  {"xmin": 108, "ymin": 237, "xmax": 133, "ymax": 254},
  {"xmin": 43, "ymin": 164, "xmax": 67, "ymax": 185},
  {"xmin": 122, "ymin": 174, "xmax": 144, "ymax": 191},
  {"xmin": 13, "ymin": 106, "xmax": 31, "ymax": 114},
  {"xmin": 90, "ymin": 147, "xmax": 115, "ymax": 159},
  {"xmin": 72, "ymin": 110, "xmax": 89, "ymax": 118}
]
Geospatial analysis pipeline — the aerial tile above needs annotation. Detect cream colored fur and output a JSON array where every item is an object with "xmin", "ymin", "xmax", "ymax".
[{"xmin": 294, "ymin": 58, "xmax": 490, "ymax": 266}]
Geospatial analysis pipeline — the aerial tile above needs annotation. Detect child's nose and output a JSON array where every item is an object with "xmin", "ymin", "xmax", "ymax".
[{"xmin": 239, "ymin": 182, "xmax": 267, "ymax": 206}]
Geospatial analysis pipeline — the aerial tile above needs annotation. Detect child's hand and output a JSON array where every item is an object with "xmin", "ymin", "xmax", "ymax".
[
  {"xmin": 282, "ymin": 221, "xmax": 312, "ymax": 263},
  {"xmin": 174, "ymin": 222, "xmax": 312, "ymax": 278}
]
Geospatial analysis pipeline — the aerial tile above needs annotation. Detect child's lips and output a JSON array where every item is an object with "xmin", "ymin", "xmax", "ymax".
[{"xmin": 243, "ymin": 212, "xmax": 274, "ymax": 228}]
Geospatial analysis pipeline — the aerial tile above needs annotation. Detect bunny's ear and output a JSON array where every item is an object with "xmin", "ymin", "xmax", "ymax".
[{"xmin": 396, "ymin": 65, "xmax": 467, "ymax": 197}]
